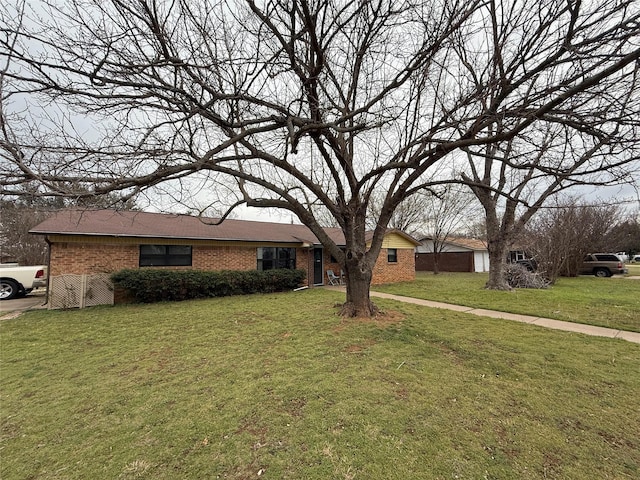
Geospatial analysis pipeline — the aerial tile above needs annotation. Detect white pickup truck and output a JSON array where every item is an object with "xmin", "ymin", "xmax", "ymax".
[{"xmin": 0, "ymin": 264, "xmax": 48, "ymax": 300}]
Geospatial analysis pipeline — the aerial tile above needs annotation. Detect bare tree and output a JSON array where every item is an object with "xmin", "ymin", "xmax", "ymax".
[
  {"xmin": 366, "ymin": 191, "xmax": 433, "ymax": 236},
  {"xmin": 523, "ymin": 199, "xmax": 620, "ymax": 281},
  {"xmin": 604, "ymin": 210, "xmax": 640, "ymax": 257},
  {"xmin": 0, "ymin": 187, "xmax": 137, "ymax": 265},
  {"xmin": 0, "ymin": 200, "xmax": 50, "ymax": 264},
  {"xmin": 1, "ymin": 0, "xmax": 639, "ymax": 315},
  {"xmin": 454, "ymin": 1, "xmax": 640, "ymax": 289},
  {"xmin": 370, "ymin": 185, "xmax": 480, "ymax": 273},
  {"xmin": 418, "ymin": 186, "xmax": 479, "ymax": 274},
  {"xmin": 462, "ymin": 118, "xmax": 639, "ymax": 289}
]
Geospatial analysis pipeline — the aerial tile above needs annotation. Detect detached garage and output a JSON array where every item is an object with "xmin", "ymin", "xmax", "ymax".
[{"xmin": 416, "ymin": 237, "xmax": 489, "ymax": 273}]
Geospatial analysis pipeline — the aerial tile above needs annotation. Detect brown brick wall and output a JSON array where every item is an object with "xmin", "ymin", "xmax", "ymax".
[
  {"xmin": 371, "ymin": 248, "xmax": 415, "ymax": 285},
  {"xmin": 49, "ymin": 242, "xmax": 139, "ymax": 276},
  {"xmin": 48, "ymin": 240, "xmax": 412, "ymax": 286},
  {"xmin": 193, "ymin": 245, "xmax": 257, "ymax": 271},
  {"xmin": 321, "ymin": 248, "xmax": 415, "ymax": 285},
  {"xmin": 196, "ymin": 246, "xmax": 313, "ymax": 286},
  {"xmin": 49, "ymin": 241, "xmax": 314, "ymax": 286},
  {"xmin": 297, "ymin": 249, "xmax": 312, "ymax": 286}
]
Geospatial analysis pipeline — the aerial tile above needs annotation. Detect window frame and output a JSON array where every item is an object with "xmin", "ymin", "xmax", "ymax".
[
  {"xmin": 387, "ymin": 248, "xmax": 398, "ymax": 263},
  {"xmin": 257, "ymin": 247, "xmax": 297, "ymax": 271},
  {"xmin": 139, "ymin": 244, "xmax": 193, "ymax": 267}
]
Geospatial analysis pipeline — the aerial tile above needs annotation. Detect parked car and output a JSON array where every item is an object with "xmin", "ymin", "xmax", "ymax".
[
  {"xmin": 579, "ymin": 253, "xmax": 628, "ymax": 277},
  {"xmin": 0, "ymin": 264, "xmax": 48, "ymax": 300},
  {"xmin": 631, "ymin": 255, "xmax": 640, "ymax": 263},
  {"xmin": 616, "ymin": 252, "xmax": 629, "ymax": 263}
]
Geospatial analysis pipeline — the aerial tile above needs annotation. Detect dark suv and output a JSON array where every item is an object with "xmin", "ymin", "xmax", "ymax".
[{"xmin": 579, "ymin": 253, "xmax": 628, "ymax": 277}]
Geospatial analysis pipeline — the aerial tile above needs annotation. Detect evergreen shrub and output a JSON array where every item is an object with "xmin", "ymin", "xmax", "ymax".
[{"xmin": 111, "ymin": 268, "xmax": 306, "ymax": 303}]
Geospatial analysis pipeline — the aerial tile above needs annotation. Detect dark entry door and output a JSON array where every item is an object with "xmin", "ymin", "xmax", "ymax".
[{"xmin": 313, "ymin": 248, "xmax": 324, "ymax": 285}]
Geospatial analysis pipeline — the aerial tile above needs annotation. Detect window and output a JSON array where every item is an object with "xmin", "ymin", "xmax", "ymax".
[
  {"xmin": 594, "ymin": 254, "xmax": 620, "ymax": 261},
  {"xmin": 387, "ymin": 248, "xmax": 398, "ymax": 263},
  {"xmin": 257, "ymin": 247, "xmax": 296, "ymax": 270},
  {"xmin": 513, "ymin": 251, "xmax": 526, "ymax": 261},
  {"xmin": 139, "ymin": 245, "xmax": 192, "ymax": 266}
]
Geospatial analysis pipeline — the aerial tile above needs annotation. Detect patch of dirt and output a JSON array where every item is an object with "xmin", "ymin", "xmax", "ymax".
[
  {"xmin": 395, "ymin": 386, "xmax": 409, "ymax": 400},
  {"xmin": 143, "ymin": 346, "xmax": 176, "ymax": 373},
  {"xmin": 369, "ymin": 309, "xmax": 406, "ymax": 327},
  {"xmin": 541, "ymin": 452, "xmax": 563, "ymax": 478},
  {"xmin": 344, "ymin": 338, "xmax": 377, "ymax": 353},
  {"xmin": 334, "ymin": 309, "xmax": 406, "ymax": 332},
  {"xmin": 437, "ymin": 343, "xmax": 465, "ymax": 366},
  {"xmin": 598, "ymin": 430, "xmax": 636, "ymax": 449},
  {"xmin": 236, "ymin": 423, "xmax": 267, "ymax": 440},
  {"xmin": 286, "ymin": 397, "xmax": 307, "ymax": 417},
  {"xmin": 220, "ymin": 463, "xmax": 266, "ymax": 480}
]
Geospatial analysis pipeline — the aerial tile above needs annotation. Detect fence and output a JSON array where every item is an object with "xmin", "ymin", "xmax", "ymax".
[{"xmin": 48, "ymin": 273, "xmax": 114, "ymax": 309}]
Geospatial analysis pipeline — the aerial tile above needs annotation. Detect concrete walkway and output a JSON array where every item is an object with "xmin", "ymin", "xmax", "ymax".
[
  {"xmin": 0, "ymin": 290, "xmax": 48, "ymax": 321},
  {"xmin": 327, "ymin": 287, "xmax": 640, "ymax": 344}
]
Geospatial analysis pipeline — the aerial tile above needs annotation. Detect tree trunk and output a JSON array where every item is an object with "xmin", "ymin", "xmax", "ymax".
[
  {"xmin": 433, "ymin": 252, "xmax": 441, "ymax": 275},
  {"xmin": 340, "ymin": 253, "xmax": 378, "ymax": 318},
  {"xmin": 485, "ymin": 238, "xmax": 511, "ymax": 290}
]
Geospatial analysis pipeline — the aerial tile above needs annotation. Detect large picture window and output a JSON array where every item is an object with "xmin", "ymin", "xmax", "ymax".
[
  {"xmin": 139, "ymin": 245, "xmax": 192, "ymax": 266},
  {"xmin": 257, "ymin": 247, "xmax": 296, "ymax": 270}
]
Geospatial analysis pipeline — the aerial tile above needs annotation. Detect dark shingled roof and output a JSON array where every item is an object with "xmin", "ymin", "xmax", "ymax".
[{"xmin": 30, "ymin": 209, "xmax": 348, "ymax": 245}]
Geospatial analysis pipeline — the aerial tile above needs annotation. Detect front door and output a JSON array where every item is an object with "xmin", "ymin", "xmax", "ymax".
[{"xmin": 313, "ymin": 248, "xmax": 324, "ymax": 285}]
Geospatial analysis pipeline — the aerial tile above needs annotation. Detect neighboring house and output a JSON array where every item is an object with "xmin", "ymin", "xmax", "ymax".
[
  {"xmin": 30, "ymin": 210, "xmax": 418, "ymax": 303},
  {"xmin": 415, "ymin": 236, "xmax": 489, "ymax": 273},
  {"xmin": 508, "ymin": 249, "xmax": 529, "ymax": 263}
]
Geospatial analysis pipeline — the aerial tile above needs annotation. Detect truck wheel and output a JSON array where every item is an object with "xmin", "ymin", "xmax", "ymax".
[
  {"xmin": 0, "ymin": 279, "xmax": 20, "ymax": 300},
  {"xmin": 594, "ymin": 268, "xmax": 611, "ymax": 278}
]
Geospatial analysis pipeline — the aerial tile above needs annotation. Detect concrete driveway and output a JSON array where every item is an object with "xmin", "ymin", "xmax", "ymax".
[{"xmin": 0, "ymin": 289, "xmax": 47, "ymax": 319}]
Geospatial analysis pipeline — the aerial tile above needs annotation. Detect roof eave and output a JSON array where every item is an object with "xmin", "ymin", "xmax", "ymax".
[{"xmin": 31, "ymin": 231, "xmax": 311, "ymax": 244}]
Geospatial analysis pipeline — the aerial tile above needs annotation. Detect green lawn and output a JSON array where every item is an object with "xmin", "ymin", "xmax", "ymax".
[
  {"xmin": 374, "ymin": 272, "xmax": 640, "ymax": 333},
  {"xmin": 2, "ymin": 289, "xmax": 640, "ymax": 479},
  {"xmin": 627, "ymin": 263, "xmax": 640, "ymax": 276}
]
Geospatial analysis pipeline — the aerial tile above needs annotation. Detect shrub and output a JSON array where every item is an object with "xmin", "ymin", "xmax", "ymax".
[{"xmin": 111, "ymin": 268, "xmax": 306, "ymax": 303}]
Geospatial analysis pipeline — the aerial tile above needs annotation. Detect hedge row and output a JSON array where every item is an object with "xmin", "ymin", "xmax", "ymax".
[{"xmin": 111, "ymin": 268, "xmax": 307, "ymax": 303}]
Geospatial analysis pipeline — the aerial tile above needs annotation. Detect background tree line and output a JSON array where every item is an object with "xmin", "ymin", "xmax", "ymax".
[
  {"xmin": 520, "ymin": 200, "xmax": 640, "ymax": 282},
  {"xmin": 0, "ymin": 189, "xmax": 136, "ymax": 265}
]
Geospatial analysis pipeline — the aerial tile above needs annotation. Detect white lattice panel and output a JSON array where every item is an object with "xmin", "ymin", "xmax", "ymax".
[{"xmin": 49, "ymin": 274, "xmax": 114, "ymax": 309}]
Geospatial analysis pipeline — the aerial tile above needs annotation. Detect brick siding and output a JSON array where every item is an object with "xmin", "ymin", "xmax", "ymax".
[
  {"xmin": 48, "ymin": 240, "xmax": 414, "ymax": 286},
  {"xmin": 321, "ymin": 248, "xmax": 415, "ymax": 285},
  {"xmin": 193, "ymin": 245, "xmax": 257, "ymax": 271},
  {"xmin": 371, "ymin": 248, "xmax": 415, "ymax": 284},
  {"xmin": 49, "ymin": 242, "xmax": 139, "ymax": 276}
]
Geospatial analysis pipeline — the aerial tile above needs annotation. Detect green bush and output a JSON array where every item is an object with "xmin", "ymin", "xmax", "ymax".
[{"xmin": 111, "ymin": 268, "xmax": 306, "ymax": 303}]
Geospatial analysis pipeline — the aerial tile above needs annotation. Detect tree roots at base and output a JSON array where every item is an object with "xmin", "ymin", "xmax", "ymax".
[{"xmin": 339, "ymin": 301, "xmax": 380, "ymax": 318}]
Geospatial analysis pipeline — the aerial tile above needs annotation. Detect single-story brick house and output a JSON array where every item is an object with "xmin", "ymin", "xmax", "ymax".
[
  {"xmin": 415, "ymin": 236, "xmax": 489, "ymax": 272},
  {"xmin": 30, "ymin": 209, "xmax": 418, "ymax": 296}
]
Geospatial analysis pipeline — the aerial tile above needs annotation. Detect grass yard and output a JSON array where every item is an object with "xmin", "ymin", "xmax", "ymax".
[
  {"xmin": 374, "ymin": 272, "xmax": 640, "ymax": 333},
  {"xmin": 627, "ymin": 263, "xmax": 640, "ymax": 276},
  {"xmin": 2, "ymin": 289, "xmax": 640, "ymax": 479}
]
